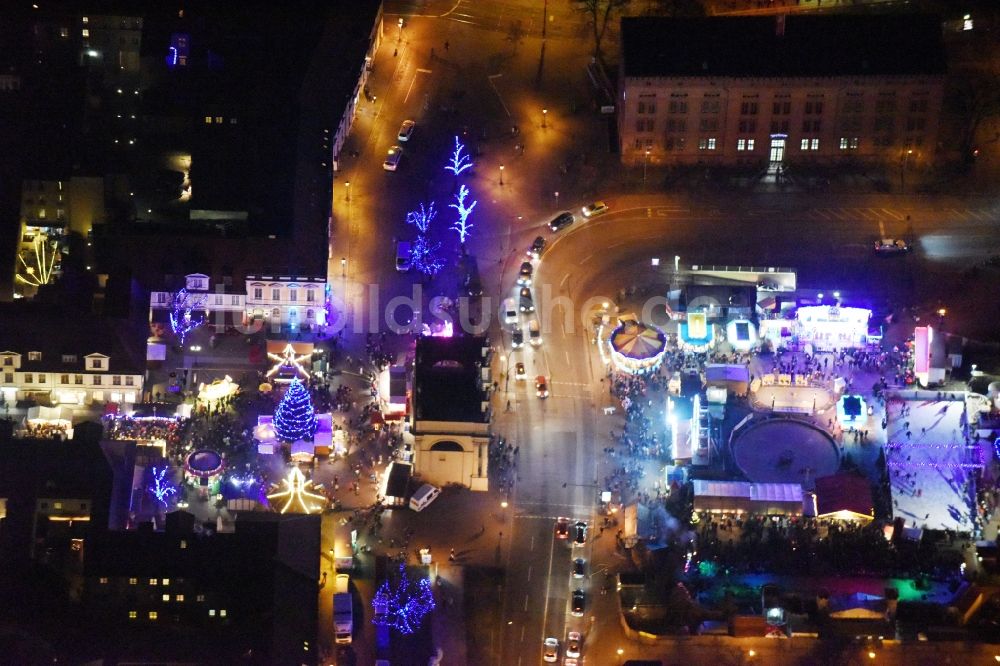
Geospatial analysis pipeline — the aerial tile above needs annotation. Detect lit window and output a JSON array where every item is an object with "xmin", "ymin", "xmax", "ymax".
[
  {"xmin": 82, "ymin": 16, "xmax": 89, "ymax": 23},
  {"xmin": 205, "ymin": 116, "xmax": 212, "ymax": 124},
  {"xmin": 162, "ymin": 579, "xmax": 170, "ymax": 586},
  {"xmin": 129, "ymin": 577, "xmax": 137, "ymax": 585},
  {"xmin": 197, "ymin": 594, "xmax": 205, "ymax": 602},
  {"xmin": 162, "ymin": 594, "xmax": 170, "ymax": 602},
  {"xmin": 128, "ymin": 611, "xmax": 137, "ymax": 619},
  {"xmin": 707, "ymin": 138, "xmax": 716, "ymax": 150},
  {"xmin": 747, "ymin": 139, "xmax": 755, "ymax": 151},
  {"xmin": 82, "ymin": 29, "xmax": 89, "ymax": 37},
  {"xmin": 811, "ymin": 139, "xmax": 819, "ymax": 150},
  {"xmin": 220, "ymin": 609, "xmax": 227, "ymax": 617},
  {"xmin": 99, "ymin": 577, "xmax": 108, "ymax": 584},
  {"xmin": 215, "ymin": 116, "xmax": 223, "ymax": 124},
  {"xmin": 149, "ymin": 578, "xmax": 157, "ymax": 586},
  {"xmin": 737, "ymin": 139, "xmax": 746, "ymax": 151},
  {"xmin": 28, "ymin": 351, "xmax": 41, "ymax": 361},
  {"xmin": 180, "ymin": 540, "xmax": 187, "ymax": 549},
  {"xmin": 176, "ymin": 594, "xmax": 185, "ymax": 602},
  {"xmin": 839, "ymin": 137, "xmax": 849, "ymax": 150},
  {"xmin": 850, "ymin": 137, "xmax": 859, "ymax": 149},
  {"xmin": 801, "ymin": 139, "xmax": 809, "ymax": 150},
  {"xmin": 149, "ymin": 611, "xmax": 158, "ymax": 620},
  {"xmin": 209, "ymin": 609, "xmax": 216, "ymax": 616}
]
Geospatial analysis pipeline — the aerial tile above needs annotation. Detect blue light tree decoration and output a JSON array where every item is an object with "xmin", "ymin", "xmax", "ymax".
[
  {"xmin": 169, "ymin": 288, "xmax": 207, "ymax": 344},
  {"xmin": 372, "ymin": 563, "xmax": 436, "ymax": 635},
  {"xmin": 449, "ymin": 184, "xmax": 477, "ymax": 247},
  {"xmin": 149, "ymin": 466, "xmax": 178, "ymax": 507},
  {"xmin": 409, "ymin": 235, "xmax": 445, "ymax": 278},
  {"xmin": 273, "ymin": 378, "xmax": 317, "ymax": 442},
  {"xmin": 444, "ymin": 136, "xmax": 473, "ymax": 176},
  {"xmin": 406, "ymin": 202, "xmax": 437, "ymax": 235}
]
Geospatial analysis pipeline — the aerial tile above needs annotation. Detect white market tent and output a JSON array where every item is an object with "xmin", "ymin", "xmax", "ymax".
[{"xmin": 693, "ymin": 479, "xmax": 804, "ymax": 515}]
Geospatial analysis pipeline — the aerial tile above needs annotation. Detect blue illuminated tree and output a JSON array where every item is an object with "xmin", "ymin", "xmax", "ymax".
[
  {"xmin": 449, "ymin": 184, "xmax": 477, "ymax": 246},
  {"xmin": 410, "ymin": 235, "xmax": 444, "ymax": 278},
  {"xmin": 273, "ymin": 378, "xmax": 317, "ymax": 442},
  {"xmin": 372, "ymin": 563, "xmax": 436, "ymax": 635},
  {"xmin": 406, "ymin": 202, "xmax": 437, "ymax": 235},
  {"xmin": 169, "ymin": 288, "xmax": 207, "ymax": 344},
  {"xmin": 148, "ymin": 466, "xmax": 178, "ymax": 507},
  {"xmin": 444, "ymin": 136, "xmax": 473, "ymax": 176}
]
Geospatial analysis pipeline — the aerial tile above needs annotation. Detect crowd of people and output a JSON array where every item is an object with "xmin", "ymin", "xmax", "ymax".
[
  {"xmin": 20, "ymin": 421, "xmax": 70, "ymax": 440},
  {"xmin": 104, "ymin": 415, "xmax": 187, "ymax": 448}
]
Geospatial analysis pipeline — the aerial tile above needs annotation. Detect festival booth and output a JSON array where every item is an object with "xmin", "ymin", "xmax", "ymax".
[
  {"xmin": 23, "ymin": 406, "xmax": 74, "ymax": 440},
  {"xmin": 912, "ymin": 325, "xmax": 947, "ymax": 387},
  {"xmin": 758, "ymin": 318, "xmax": 795, "ymax": 351},
  {"xmin": 704, "ymin": 364, "xmax": 750, "ymax": 398},
  {"xmin": 608, "ymin": 320, "xmax": 668, "ymax": 375},
  {"xmin": 382, "ymin": 461, "xmax": 412, "ymax": 507},
  {"xmin": 725, "ymin": 319, "xmax": 758, "ymax": 352},
  {"xmin": 693, "ymin": 480, "xmax": 804, "ymax": 515},
  {"xmin": 812, "ymin": 473, "xmax": 874, "ymax": 523},
  {"xmin": 196, "ymin": 375, "xmax": 239, "ymax": 407},
  {"xmin": 795, "ymin": 306, "xmax": 872, "ymax": 352},
  {"xmin": 377, "ymin": 364, "xmax": 409, "ymax": 421},
  {"xmin": 678, "ymin": 312, "xmax": 715, "ymax": 352},
  {"xmin": 666, "ymin": 396, "xmax": 694, "ymax": 461},
  {"xmin": 185, "ymin": 449, "xmax": 225, "ymax": 497}
]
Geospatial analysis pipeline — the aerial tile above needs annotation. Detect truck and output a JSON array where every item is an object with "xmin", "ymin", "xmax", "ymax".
[{"xmin": 333, "ymin": 574, "xmax": 353, "ymax": 644}]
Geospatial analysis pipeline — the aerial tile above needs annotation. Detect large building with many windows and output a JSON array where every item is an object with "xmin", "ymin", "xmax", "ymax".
[{"xmin": 617, "ymin": 14, "xmax": 947, "ymax": 168}]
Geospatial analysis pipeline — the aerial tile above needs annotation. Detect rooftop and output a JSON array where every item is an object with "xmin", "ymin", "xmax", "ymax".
[
  {"xmin": 621, "ymin": 14, "xmax": 947, "ymax": 79},
  {"xmin": 413, "ymin": 336, "xmax": 489, "ymax": 424}
]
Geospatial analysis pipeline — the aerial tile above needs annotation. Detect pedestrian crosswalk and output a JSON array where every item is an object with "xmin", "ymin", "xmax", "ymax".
[{"xmin": 800, "ymin": 207, "xmax": 995, "ymax": 223}]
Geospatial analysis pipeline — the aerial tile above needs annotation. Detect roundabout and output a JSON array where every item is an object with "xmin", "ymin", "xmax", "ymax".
[{"xmin": 731, "ymin": 417, "xmax": 840, "ymax": 486}]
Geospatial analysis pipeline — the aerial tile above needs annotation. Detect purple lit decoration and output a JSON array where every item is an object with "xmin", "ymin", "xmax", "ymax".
[
  {"xmin": 169, "ymin": 288, "xmax": 207, "ymax": 344},
  {"xmin": 371, "ymin": 563, "xmax": 436, "ymax": 634},
  {"xmin": 406, "ymin": 202, "xmax": 437, "ymax": 235},
  {"xmin": 149, "ymin": 466, "xmax": 177, "ymax": 507},
  {"xmin": 444, "ymin": 136, "xmax": 473, "ymax": 176},
  {"xmin": 273, "ymin": 378, "xmax": 317, "ymax": 442},
  {"xmin": 449, "ymin": 184, "xmax": 477, "ymax": 245},
  {"xmin": 409, "ymin": 235, "xmax": 444, "ymax": 277}
]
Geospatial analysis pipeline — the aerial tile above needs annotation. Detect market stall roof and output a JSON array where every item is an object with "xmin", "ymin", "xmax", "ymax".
[
  {"xmin": 385, "ymin": 461, "xmax": 412, "ymax": 500},
  {"xmin": 610, "ymin": 321, "xmax": 667, "ymax": 360},
  {"xmin": 814, "ymin": 473, "xmax": 874, "ymax": 521}
]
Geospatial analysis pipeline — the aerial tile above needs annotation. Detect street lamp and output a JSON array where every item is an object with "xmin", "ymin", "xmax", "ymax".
[
  {"xmin": 617, "ymin": 647, "xmax": 624, "ymax": 665},
  {"xmin": 542, "ymin": 108, "xmax": 548, "ymax": 128},
  {"xmin": 345, "ymin": 181, "xmax": 351, "ymax": 202},
  {"xmin": 397, "ymin": 17, "xmax": 403, "ymax": 42},
  {"xmin": 900, "ymin": 148, "xmax": 913, "ymax": 193},
  {"xmin": 499, "ymin": 163, "xmax": 504, "ymax": 186},
  {"xmin": 643, "ymin": 149, "xmax": 650, "ymax": 183},
  {"xmin": 341, "ymin": 257, "xmax": 347, "ymax": 277}
]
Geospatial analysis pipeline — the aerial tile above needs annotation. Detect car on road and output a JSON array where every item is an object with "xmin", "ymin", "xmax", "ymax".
[
  {"xmin": 503, "ymin": 298, "xmax": 518, "ymax": 326},
  {"xmin": 515, "ymin": 361, "xmax": 526, "ymax": 381},
  {"xmin": 548, "ymin": 211, "xmax": 575, "ymax": 232},
  {"xmin": 528, "ymin": 319, "xmax": 542, "ymax": 346},
  {"xmin": 512, "ymin": 329, "xmax": 524, "ymax": 349},
  {"xmin": 519, "ymin": 287, "xmax": 534, "ymax": 313},
  {"xmin": 542, "ymin": 637, "xmax": 559, "ymax": 663},
  {"xmin": 535, "ymin": 375, "xmax": 549, "ymax": 399},
  {"xmin": 571, "ymin": 589, "xmax": 585, "ymax": 617},
  {"xmin": 572, "ymin": 558, "xmax": 585, "ymax": 579},
  {"xmin": 397, "ymin": 119, "xmax": 415, "ymax": 142},
  {"xmin": 383, "ymin": 145, "xmax": 403, "ymax": 171},
  {"xmin": 874, "ymin": 238, "xmax": 910, "ymax": 255},
  {"xmin": 555, "ymin": 517, "xmax": 570, "ymax": 539},
  {"xmin": 573, "ymin": 521, "xmax": 587, "ymax": 546},
  {"xmin": 517, "ymin": 261, "xmax": 533, "ymax": 286},
  {"xmin": 462, "ymin": 265, "xmax": 483, "ymax": 297},
  {"xmin": 395, "ymin": 241, "xmax": 412, "ymax": 272},
  {"xmin": 528, "ymin": 235, "xmax": 546, "ymax": 259},
  {"xmin": 565, "ymin": 631, "xmax": 581, "ymax": 659},
  {"xmin": 563, "ymin": 659, "xmax": 578, "ymax": 666},
  {"xmin": 581, "ymin": 201, "xmax": 608, "ymax": 218}
]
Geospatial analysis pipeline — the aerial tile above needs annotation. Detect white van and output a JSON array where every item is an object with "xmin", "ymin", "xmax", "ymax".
[
  {"xmin": 409, "ymin": 483, "xmax": 441, "ymax": 512},
  {"xmin": 396, "ymin": 241, "xmax": 412, "ymax": 272}
]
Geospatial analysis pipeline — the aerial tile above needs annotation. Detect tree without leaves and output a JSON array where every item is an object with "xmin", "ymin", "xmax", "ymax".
[
  {"xmin": 574, "ymin": 0, "xmax": 631, "ymax": 62},
  {"xmin": 405, "ymin": 201, "xmax": 437, "ymax": 235},
  {"xmin": 169, "ymin": 288, "xmax": 207, "ymax": 344},
  {"xmin": 449, "ymin": 184, "xmax": 477, "ymax": 245},
  {"xmin": 410, "ymin": 235, "xmax": 445, "ymax": 277}
]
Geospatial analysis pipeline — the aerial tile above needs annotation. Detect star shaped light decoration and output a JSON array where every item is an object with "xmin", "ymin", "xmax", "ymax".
[
  {"xmin": 266, "ymin": 343, "xmax": 312, "ymax": 380},
  {"xmin": 266, "ymin": 467, "xmax": 327, "ymax": 514}
]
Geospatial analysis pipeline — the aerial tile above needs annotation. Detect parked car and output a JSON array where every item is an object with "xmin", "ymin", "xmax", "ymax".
[
  {"xmin": 503, "ymin": 298, "xmax": 518, "ymax": 326},
  {"xmin": 571, "ymin": 589, "xmax": 585, "ymax": 616},
  {"xmin": 548, "ymin": 211, "xmax": 575, "ymax": 232},
  {"xmin": 397, "ymin": 119, "xmax": 415, "ymax": 142},
  {"xmin": 573, "ymin": 521, "xmax": 587, "ymax": 546},
  {"xmin": 383, "ymin": 145, "xmax": 403, "ymax": 171},
  {"xmin": 874, "ymin": 238, "xmax": 910, "ymax": 255},
  {"xmin": 572, "ymin": 558, "xmax": 585, "ymax": 579},
  {"xmin": 581, "ymin": 201, "xmax": 608, "ymax": 218},
  {"xmin": 528, "ymin": 235, "xmax": 546, "ymax": 259}
]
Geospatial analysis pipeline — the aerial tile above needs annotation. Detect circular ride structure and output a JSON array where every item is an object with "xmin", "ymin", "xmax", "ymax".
[
  {"xmin": 185, "ymin": 449, "xmax": 225, "ymax": 479},
  {"xmin": 608, "ymin": 320, "xmax": 668, "ymax": 375},
  {"xmin": 731, "ymin": 418, "xmax": 839, "ymax": 486}
]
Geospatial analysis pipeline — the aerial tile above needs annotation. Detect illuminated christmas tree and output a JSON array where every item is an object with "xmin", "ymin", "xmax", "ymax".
[
  {"xmin": 273, "ymin": 379, "xmax": 317, "ymax": 442},
  {"xmin": 372, "ymin": 563, "xmax": 436, "ymax": 634}
]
